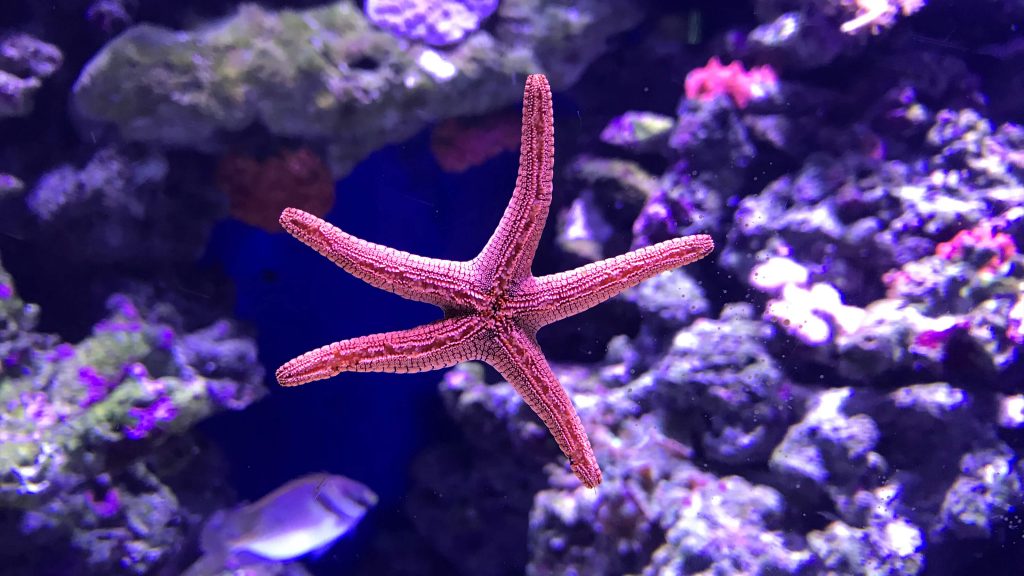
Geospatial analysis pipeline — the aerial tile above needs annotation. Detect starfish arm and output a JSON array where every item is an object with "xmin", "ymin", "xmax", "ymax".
[
  {"xmin": 276, "ymin": 316, "xmax": 490, "ymax": 386},
  {"xmin": 474, "ymin": 74, "xmax": 554, "ymax": 289},
  {"xmin": 280, "ymin": 208, "xmax": 484, "ymax": 309},
  {"xmin": 518, "ymin": 234, "xmax": 715, "ymax": 327},
  {"xmin": 485, "ymin": 325, "xmax": 602, "ymax": 488}
]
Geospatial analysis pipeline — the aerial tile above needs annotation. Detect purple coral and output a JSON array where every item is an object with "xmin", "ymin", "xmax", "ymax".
[
  {"xmin": 0, "ymin": 32, "xmax": 62, "ymax": 118},
  {"xmin": 365, "ymin": 0, "xmax": 499, "ymax": 46},
  {"xmin": 125, "ymin": 396, "xmax": 177, "ymax": 440},
  {"xmin": 85, "ymin": 487, "xmax": 121, "ymax": 519},
  {"xmin": 79, "ymin": 366, "xmax": 112, "ymax": 407}
]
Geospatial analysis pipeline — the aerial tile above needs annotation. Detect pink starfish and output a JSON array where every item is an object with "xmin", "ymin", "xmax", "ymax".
[{"xmin": 277, "ymin": 74, "xmax": 714, "ymax": 488}]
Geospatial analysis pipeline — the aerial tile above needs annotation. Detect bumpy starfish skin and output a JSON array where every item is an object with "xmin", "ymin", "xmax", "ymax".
[{"xmin": 277, "ymin": 74, "xmax": 714, "ymax": 488}]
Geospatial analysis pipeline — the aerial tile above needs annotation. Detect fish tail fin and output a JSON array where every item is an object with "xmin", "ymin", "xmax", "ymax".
[
  {"xmin": 183, "ymin": 509, "xmax": 240, "ymax": 576},
  {"xmin": 199, "ymin": 508, "xmax": 228, "ymax": 553},
  {"xmin": 199, "ymin": 509, "xmax": 234, "ymax": 555},
  {"xmin": 180, "ymin": 552, "xmax": 228, "ymax": 576}
]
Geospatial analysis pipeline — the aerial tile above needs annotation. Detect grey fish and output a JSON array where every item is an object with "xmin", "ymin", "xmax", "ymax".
[{"xmin": 183, "ymin": 473, "xmax": 377, "ymax": 575}]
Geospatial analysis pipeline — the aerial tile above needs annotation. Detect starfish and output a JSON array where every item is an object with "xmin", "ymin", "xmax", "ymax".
[{"xmin": 276, "ymin": 74, "xmax": 714, "ymax": 488}]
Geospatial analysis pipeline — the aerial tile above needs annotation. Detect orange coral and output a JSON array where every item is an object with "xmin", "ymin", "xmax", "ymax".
[{"xmin": 216, "ymin": 148, "xmax": 334, "ymax": 233}]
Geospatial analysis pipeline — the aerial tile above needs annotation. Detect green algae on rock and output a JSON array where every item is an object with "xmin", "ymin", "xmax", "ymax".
[
  {"xmin": 0, "ymin": 255, "xmax": 268, "ymax": 573},
  {"xmin": 71, "ymin": 0, "xmax": 645, "ymax": 176}
]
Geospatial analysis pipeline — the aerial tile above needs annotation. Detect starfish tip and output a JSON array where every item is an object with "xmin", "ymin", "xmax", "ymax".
[
  {"xmin": 526, "ymin": 73, "xmax": 549, "ymax": 87},
  {"xmin": 276, "ymin": 355, "xmax": 325, "ymax": 388},
  {"xmin": 279, "ymin": 206, "xmax": 304, "ymax": 227},
  {"xmin": 570, "ymin": 453, "xmax": 603, "ymax": 488},
  {"xmin": 278, "ymin": 207, "xmax": 325, "ymax": 245},
  {"xmin": 695, "ymin": 233, "xmax": 715, "ymax": 255},
  {"xmin": 275, "ymin": 364, "xmax": 301, "ymax": 387}
]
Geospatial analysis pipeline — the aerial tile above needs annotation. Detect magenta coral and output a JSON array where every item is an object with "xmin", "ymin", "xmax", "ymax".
[{"xmin": 684, "ymin": 57, "xmax": 778, "ymax": 109}]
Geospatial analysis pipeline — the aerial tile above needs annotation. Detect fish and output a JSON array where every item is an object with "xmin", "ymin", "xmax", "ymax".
[{"xmin": 182, "ymin": 473, "xmax": 377, "ymax": 575}]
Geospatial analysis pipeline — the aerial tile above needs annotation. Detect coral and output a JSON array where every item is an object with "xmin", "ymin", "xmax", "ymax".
[
  {"xmin": 747, "ymin": 11, "xmax": 846, "ymax": 69},
  {"xmin": 554, "ymin": 156, "xmax": 657, "ymax": 258},
  {"xmin": 621, "ymin": 268, "xmax": 710, "ymax": 334},
  {"xmin": 599, "ymin": 111, "xmax": 675, "ymax": 152},
  {"xmin": 406, "ymin": 31, "xmax": 1024, "ymax": 576},
  {"xmin": 71, "ymin": 0, "xmax": 647, "ymax": 177},
  {"xmin": 631, "ymin": 181, "xmax": 722, "ymax": 250},
  {"xmin": 641, "ymin": 470, "xmax": 814, "ymax": 575},
  {"xmin": 216, "ymin": 148, "xmax": 335, "ymax": 233},
  {"xmin": 670, "ymin": 96, "xmax": 757, "ymax": 192},
  {"xmin": 807, "ymin": 486, "xmax": 924, "ymax": 575},
  {"xmin": 643, "ymin": 303, "xmax": 796, "ymax": 466},
  {"xmin": 934, "ymin": 221, "xmax": 1017, "ymax": 278},
  {"xmin": 753, "ymin": 257, "xmax": 868, "ymax": 345},
  {"xmin": 840, "ymin": 0, "xmax": 926, "ymax": 34},
  {"xmin": 555, "ymin": 189, "xmax": 615, "ymax": 261},
  {"xmin": 530, "ymin": 418, "xmax": 816, "ymax": 576},
  {"xmin": 871, "ymin": 212, "xmax": 1024, "ymax": 379},
  {"xmin": 25, "ymin": 146, "xmax": 223, "ymax": 267},
  {"xmin": 684, "ymin": 57, "xmax": 778, "ymax": 109},
  {"xmin": 738, "ymin": 204, "xmax": 1024, "ymax": 382},
  {"xmin": 927, "ymin": 109, "xmax": 1024, "ymax": 189},
  {"xmin": 0, "ymin": 32, "xmax": 62, "ymax": 118},
  {"xmin": 0, "ymin": 260, "xmax": 267, "ymax": 575},
  {"xmin": 365, "ymin": 0, "xmax": 500, "ymax": 46},
  {"xmin": 429, "ymin": 361, "xmax": 813, "ymax": 576},
  {"xmin": 0, "ymin": 33, "xmax": 63, "ymax": 78},
  {"xmin": 0, "ymin": 173, "xmax": 24, "ymax": 198},
  {"xmin": 770, "ymin": 388, "xmax": 887, "ymax": 515},
  {"xmin": 0, "ymin": 257, "xmax": 54, "ymax": 375},
  {"xmin": 608, "ymin": 96, "xmax": 756, "ymax": 253},
  {"xmin": 722, "ymin": 108, "xmax": 1024, "ymax": 307},
  {"xmin": 935, "ymin": 446, "xmax": 1023, "ymax": 540},
  {"xmin": 429, "ymin": 110, "xmax": 521, "ymax": 172}
]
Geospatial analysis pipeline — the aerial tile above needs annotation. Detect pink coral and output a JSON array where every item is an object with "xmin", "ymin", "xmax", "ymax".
[
  {"xmin": 685, "ymin": 57, "xmax": 778, "ymax": 109},
  {"xmin": 935, "ymin": 223, "xmax": 1017, "ymax": 277}
]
